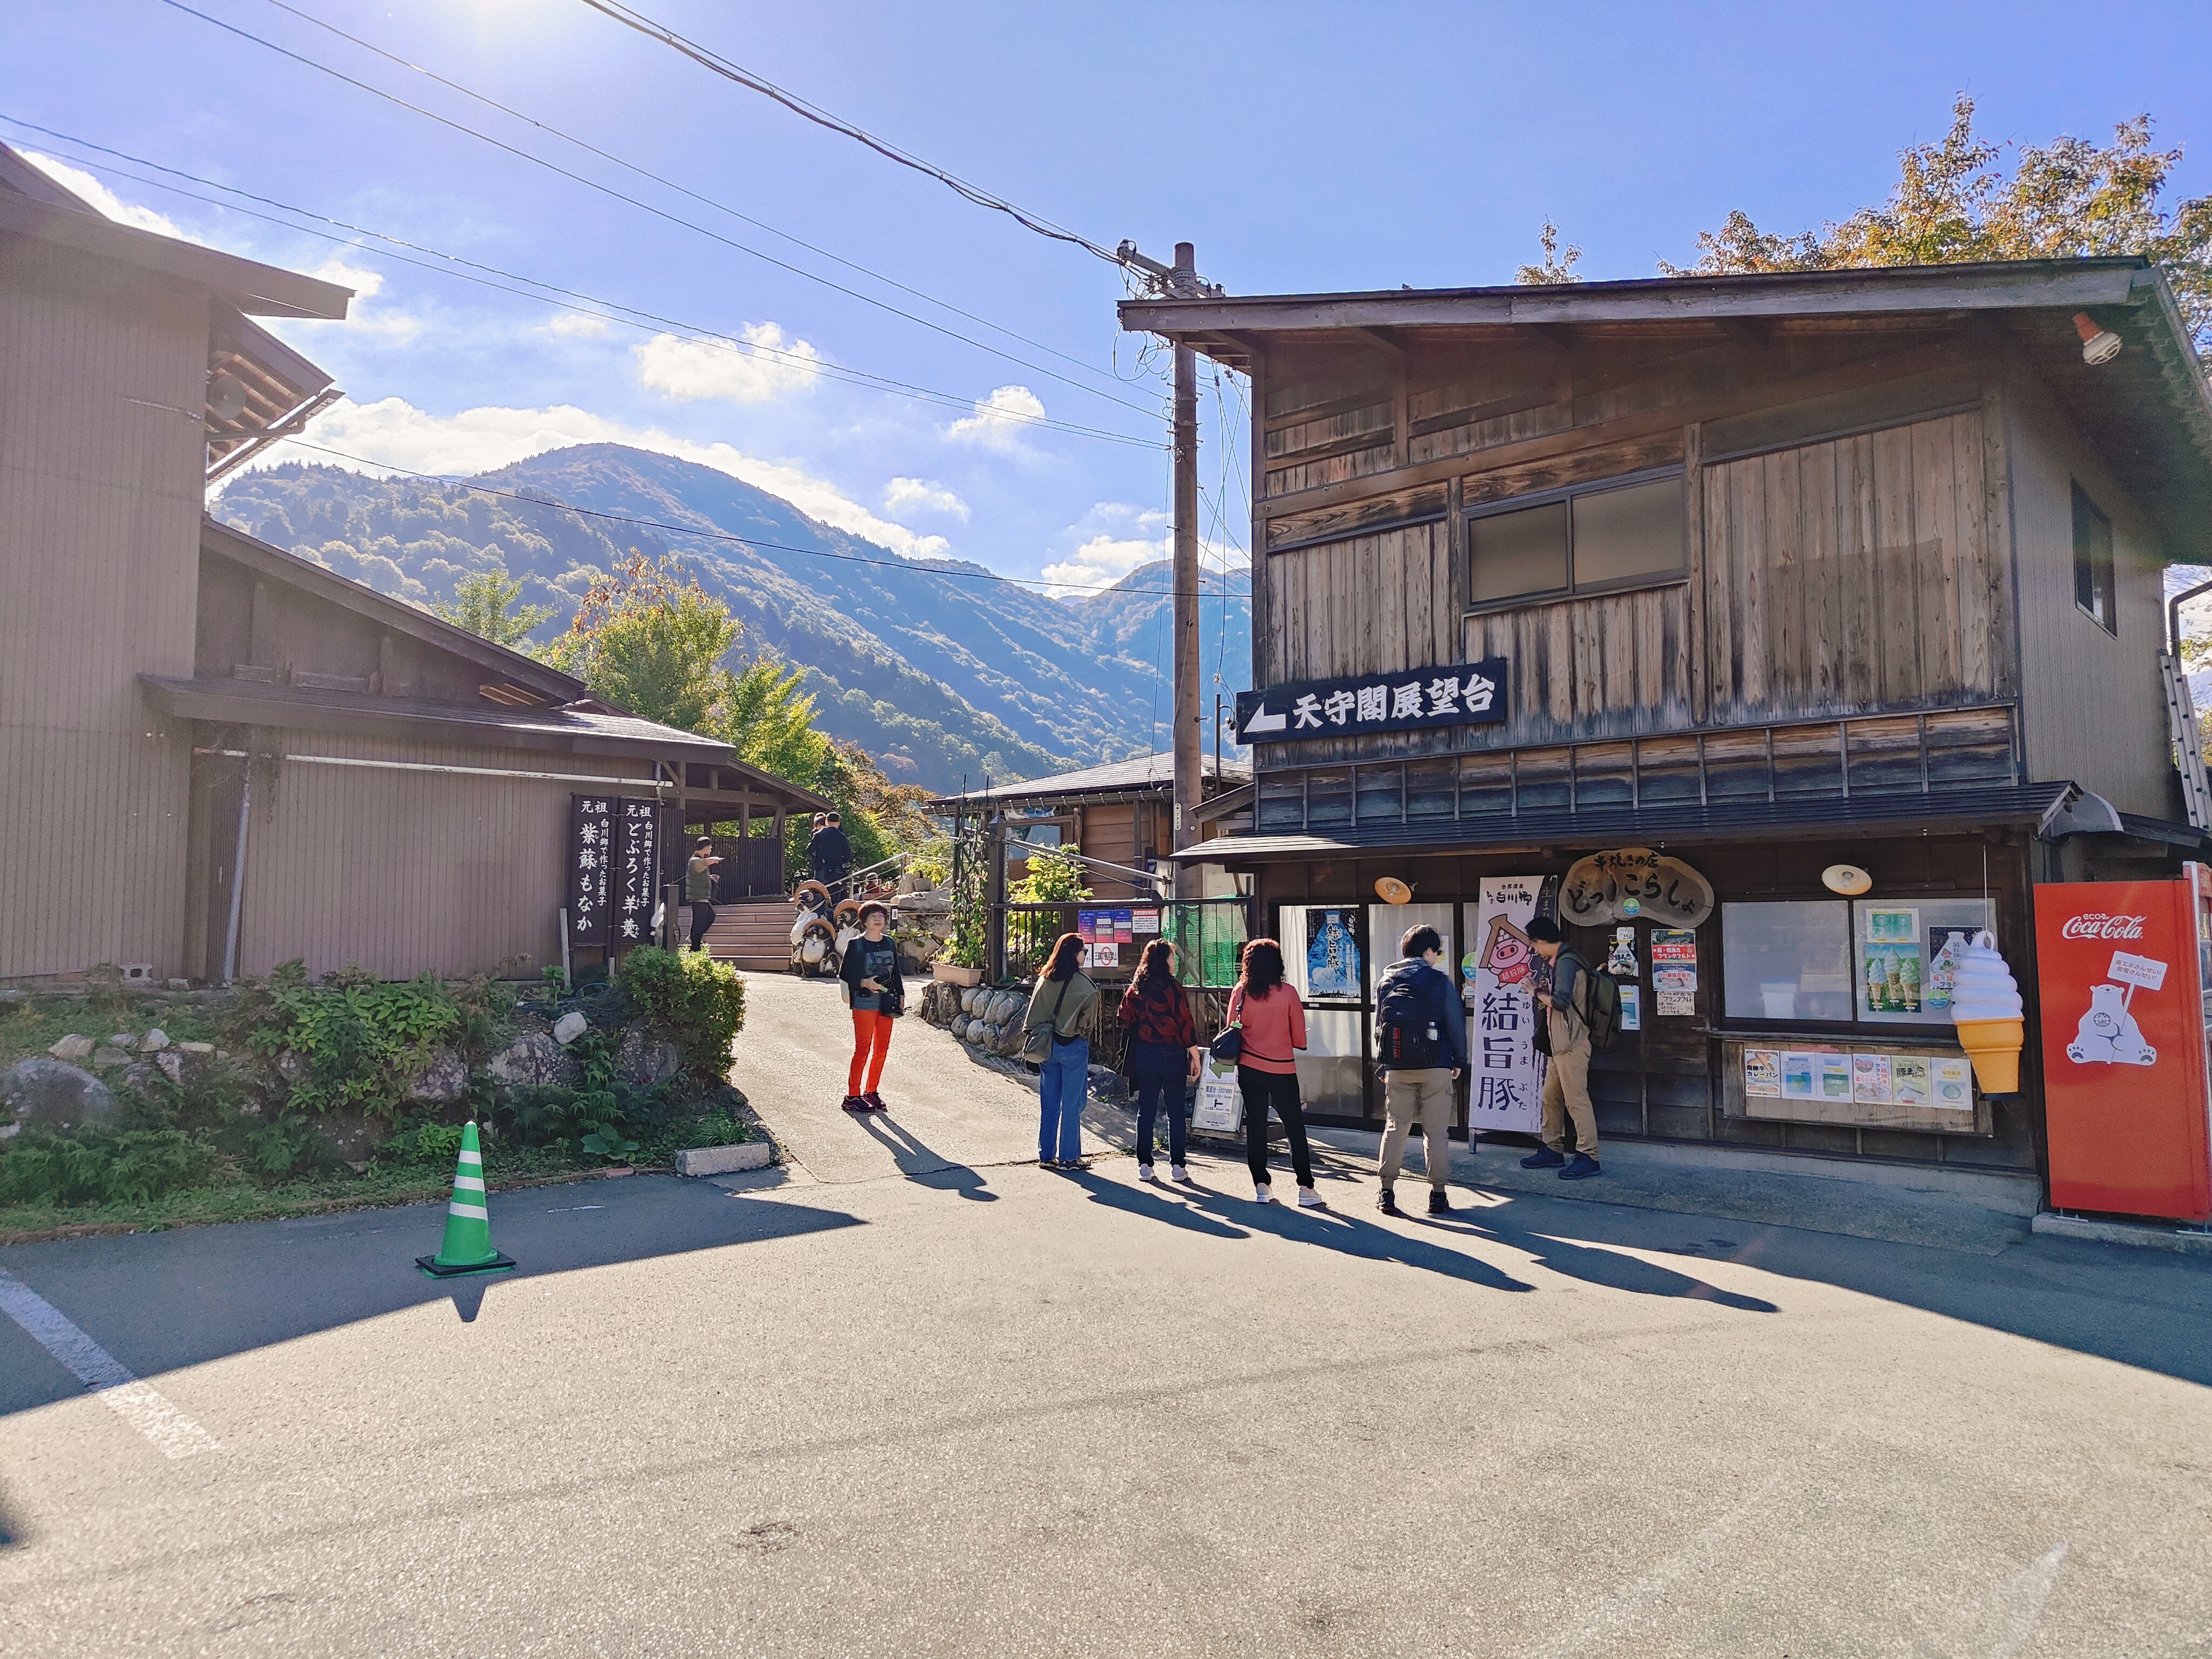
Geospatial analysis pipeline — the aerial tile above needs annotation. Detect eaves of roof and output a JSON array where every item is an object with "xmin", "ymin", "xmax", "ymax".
[
  {"xmin": 0, "ymin": 191, "xmax": 350, "ymax": 319},
  {"xmin": 1168, "ymin": 781, "xmax": 2081, "ymax": 862}
]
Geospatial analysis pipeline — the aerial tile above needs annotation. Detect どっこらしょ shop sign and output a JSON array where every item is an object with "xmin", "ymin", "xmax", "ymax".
[{"xmin": 1235, "ymin": 659, "xmax": 1506, "ymax": 745}]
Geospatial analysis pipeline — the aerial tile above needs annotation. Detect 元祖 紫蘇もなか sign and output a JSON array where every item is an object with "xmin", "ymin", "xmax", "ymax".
[{"xmin": 568, "ymin": 795, "xmax": 615, "ymax": 947}]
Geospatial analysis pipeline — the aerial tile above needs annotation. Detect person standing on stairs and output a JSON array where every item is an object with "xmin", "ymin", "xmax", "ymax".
[
  {"xmin": 839, "ymin": 901, "xmax": 905, "ymax": 1113},
  {"xmin": 686, "ymin": 838, "xmax": 721, "ymax": 953}
]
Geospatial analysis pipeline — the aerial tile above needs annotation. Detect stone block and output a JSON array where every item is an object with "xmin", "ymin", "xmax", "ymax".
[
  {"xmin": 165, "ymin": 978, "xmax": 191, "ymax": 992},
  {"xmin": 107, "ymin": 1033, "xmax": 133, "ymax": 1049},
  {"xmin": 138, "ymin": 1028, "xmax": 171, "ymax": 1052},
  {"xmin": 91, "ymin": 1047, "xmax": 130, "ymax": 1070},
  {"xmin": 4, "ymin": 1057, "xmax": 122, "ymax": 1133},
  {"xmin": 552, "ymin": 1010, "xmax": 589, "ymax": 1046},
  {"xmin": 406, "ymin": 1046, "xmax": 469, "ymax": 1104},
  {"xmin": 675, "ymin": 1141, "xmax": 773, "ymax": 1177},
  {"xmin": 179, "ymin": 1041, "xmax": 214, "ymax": 1055},
  {"xmin": 616, "ymin": 1026, "xmax": 682, "ymax": 1088},
  {"xmin": 49, "ymin": 1034, "xmax": 93, "ymax": 1061},
  {"xmin": 488, "ymin": 1031, "xmax": 581, "ymax": 1089}
]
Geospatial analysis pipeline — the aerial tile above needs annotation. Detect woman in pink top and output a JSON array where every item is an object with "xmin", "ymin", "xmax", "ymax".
[{"xmin": 1225, "ymin": 939, "xmax": 1325, "ymax": 1208}]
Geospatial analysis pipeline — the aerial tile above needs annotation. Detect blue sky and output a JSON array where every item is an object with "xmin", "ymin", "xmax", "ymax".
[{"xmin": 5, "ymin": 0, "xmax": 2210, "ymax": 597}]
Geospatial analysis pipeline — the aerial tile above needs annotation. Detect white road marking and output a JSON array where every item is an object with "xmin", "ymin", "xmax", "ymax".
[{"xmin": 0, "ymin": 1268, "xmax": 219, "ymax": 1459}]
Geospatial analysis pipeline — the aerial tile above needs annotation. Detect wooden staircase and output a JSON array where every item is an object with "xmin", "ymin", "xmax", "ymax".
[{"xmin": 694, "ymin": 900, "xmax": 793, "ymax": 971}]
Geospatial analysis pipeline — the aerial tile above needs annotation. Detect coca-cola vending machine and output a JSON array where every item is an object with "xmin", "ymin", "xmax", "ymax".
[{"xmin": 2033, "ymin": 868, "xmax": 2212, "ymax": 1223}]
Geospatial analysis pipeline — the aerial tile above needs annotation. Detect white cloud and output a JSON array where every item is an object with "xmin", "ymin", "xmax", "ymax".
[
  {"xmin": 882, "ymin": 477, "xmax": 969, "ymax": 522},
  {"xmin": 544, "ymin": 311, "xmax": 612, "ymax": 338},
  {"xmin": 635, "ymin": 321, "xmax": 821, "ymax": 403},
  {"xmin": 1040, "ymin": 500, "xmax": 1238, "ymax": 595},
  {"xmin": 274, "ymin": 255, "xmax": 422, "ymax": 344},
  {"xmin": 945, "ymin": 384, "xmax": 1046, "ymax": 452},
  {"xmin": 247, "ymin": 395, "xmax": 950, "ymax": 559},
  {"xmin": 21, "ymin": 152, "xmax": 191, "ymax": 239}
]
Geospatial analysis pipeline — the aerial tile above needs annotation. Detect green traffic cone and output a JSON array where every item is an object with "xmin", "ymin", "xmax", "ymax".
[{"xmin": 416, "ymin": 1121, "xmax": 516, "ymax": 1278}]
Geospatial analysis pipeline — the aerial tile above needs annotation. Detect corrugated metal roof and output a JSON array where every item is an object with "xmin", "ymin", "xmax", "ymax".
[
  {"xmin": 1170, "ymin": 781, "xmax": 2081, "ymax": 862},
  {"xmin": 139, "ymin": 673, "xmax": 732, "ymax": 757},
  {"xmin": 932, "ymin": 750, "xmax": 1250, "ymax": 808}
]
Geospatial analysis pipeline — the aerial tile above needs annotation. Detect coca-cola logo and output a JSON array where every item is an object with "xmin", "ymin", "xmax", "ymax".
[{"xmin": 2061, "ymin": 913, "xmax": 2147, "ymax": 940}]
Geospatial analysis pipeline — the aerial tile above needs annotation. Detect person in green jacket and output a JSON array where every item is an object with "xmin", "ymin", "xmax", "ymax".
[
  {"xmin": 685, "ymin": 838, "xmax": 721, "ymax": 952},
  {"xmin": 1025, "ymin": 933, "xmax": 1099, "ymax": 1169}
]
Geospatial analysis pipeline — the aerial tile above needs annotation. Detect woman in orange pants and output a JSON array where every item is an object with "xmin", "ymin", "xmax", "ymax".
[{"xmin": 838, "ymin": 901, "xmax": 905, "ymax": 1112}]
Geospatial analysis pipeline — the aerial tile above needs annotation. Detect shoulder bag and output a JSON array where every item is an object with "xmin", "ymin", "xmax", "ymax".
[
  {"xmin": 1022, "ymin": 976, "xmax": 1073, "ymax": 1065},
  {"xmin": 1208, "ymin": 986, "xmax": 1244, "ymax": 1063}
]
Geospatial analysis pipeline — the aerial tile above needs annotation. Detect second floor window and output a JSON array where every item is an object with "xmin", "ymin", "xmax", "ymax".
[
  {"xmin": 2072, "ymin": 482, "xmax": 2115, "ymax": 635},
  {"xmin": 1468, "ymin": 470, "xmax": 1685, "ymax": 608}
]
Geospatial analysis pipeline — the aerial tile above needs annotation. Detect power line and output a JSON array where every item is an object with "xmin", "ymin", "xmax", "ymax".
[
  {"xmin": 3, "ymin": 119, "xmax": 1163, "ymax": 449},
  {"xmin": 248, "ymin": 436, "xmax": 1238, "ymax": 603},
  {"xmin": 572, "ymin": 0, "xmax": 1126, "ymax": 268},
  {"xmin": 158, "ymin": 0, "xmax": 1164, "ymax": 420},
  {"xmin": 249, "ymin": 0, "xmax": 1132, "ymax": 395}
]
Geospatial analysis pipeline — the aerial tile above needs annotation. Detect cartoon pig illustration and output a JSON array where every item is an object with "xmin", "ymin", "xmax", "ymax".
[
  {"xmin": 2065, "ymin": 982, "xmax": 2157, "ymax": 1067},
  {"xmin": 1480, "ymin": 915, "xmax": 1535, "ymax": 987}
]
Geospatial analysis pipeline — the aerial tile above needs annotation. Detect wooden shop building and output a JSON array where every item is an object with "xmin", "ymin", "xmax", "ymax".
[{"xmin": 1124, "ymin": 258, "xmax": 2212, "ymax": 1179}]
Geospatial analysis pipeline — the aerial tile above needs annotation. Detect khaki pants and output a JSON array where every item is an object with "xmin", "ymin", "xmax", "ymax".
[
  {"xmin": 1540, "ymin": 1010, "xmax": 1598, "ymax": 1158},
  {"xmin": 1380, "ymin": 1067, "xmax": 1455, "ymax": 1190}
]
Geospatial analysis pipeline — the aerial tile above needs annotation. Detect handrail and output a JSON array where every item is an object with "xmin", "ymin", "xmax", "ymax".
[{"xmin": 994, "ymin": 832, "xmax": 1161, "ymax": 889}]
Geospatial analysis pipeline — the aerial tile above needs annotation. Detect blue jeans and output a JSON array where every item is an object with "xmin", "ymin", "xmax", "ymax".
[
  {"xmin": 1130, "ymin": 1041, "xmax": 1189, "ymax": 1168},
  {"xmin": 1038, "ymin": 1035, "xmax": 1089, "ymax": 1162}
]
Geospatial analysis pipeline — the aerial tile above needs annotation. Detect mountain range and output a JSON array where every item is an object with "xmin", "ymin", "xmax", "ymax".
[{"xmin": 211, "ymin": 444, "xmax": 1251, "ymax": 793}]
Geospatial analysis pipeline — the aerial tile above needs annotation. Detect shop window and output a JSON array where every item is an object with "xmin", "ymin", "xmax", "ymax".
[
  {"xmin": 1722, "ymin": 898, "xmax": 1998, "ymax": 1026},
  {"xmin": 2072, "ymin": 482, "xmax": 2115, "ymax": 634},
  {"xmin": 1468, "ymin": 470, "xmax": 1685, "ymax": 610},
  {"xmin": 1006, "ymin": 821, "xmax": 1063, "ymax": 848}
]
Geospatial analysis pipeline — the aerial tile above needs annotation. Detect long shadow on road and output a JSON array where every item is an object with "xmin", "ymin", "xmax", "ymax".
[{"xmin": 0, "ymin": 1175, "xmax": 860, "ymax": 1417}]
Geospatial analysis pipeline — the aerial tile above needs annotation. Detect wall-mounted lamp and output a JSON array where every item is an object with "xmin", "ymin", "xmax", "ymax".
[{"xmin": 2073, "ymin": 312, "xmax": 2123, "ymax": 367}]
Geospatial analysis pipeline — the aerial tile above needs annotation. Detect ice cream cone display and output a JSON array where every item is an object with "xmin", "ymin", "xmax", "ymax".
[{"xmin": 1948, "ymin": 930, "xmax": 2025, "ymax": 1094}]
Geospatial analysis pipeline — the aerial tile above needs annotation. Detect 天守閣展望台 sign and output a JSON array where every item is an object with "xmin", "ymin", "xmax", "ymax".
[{"xmin": 1235, "ymin": 659, "xmax": 1506, "ymax": 745}]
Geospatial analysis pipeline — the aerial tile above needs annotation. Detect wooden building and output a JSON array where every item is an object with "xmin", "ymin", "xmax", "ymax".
[
  {"xmin": 0, "ymin": 141, "xmax": 801, "ymax": 985},
  {"xmin": 1123, "ymin": 259, "xmax": 2212, "ymax": 1177},
  {"xmin": 929, "ymin": 751, "xmax": 1252, "ymax": 900}
]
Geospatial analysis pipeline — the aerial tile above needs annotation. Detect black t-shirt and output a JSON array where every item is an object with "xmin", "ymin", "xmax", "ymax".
[{"xmin": 852, "ymin": 940, "xmax": 898, "ymax": 1010}]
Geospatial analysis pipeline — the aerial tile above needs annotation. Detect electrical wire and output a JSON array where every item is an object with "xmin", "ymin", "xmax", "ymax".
[
  {"xmin": 253, "ymin": 436, "xmax": 1232, "ymax": 602},
  {"xmin": 157, "ymin": 0, "xmax": 1164, "ymax": 419},
  {"xmin": 4, "ymin": 119, "xmax": 1162, "ymax": 449},
  {"xmin": 249, "ymin": 0, "xmax": 1132, "ymax": 395},
  {"xmin": 571, "ymin": 0, "xmax": 1126, "ymax": 268}
]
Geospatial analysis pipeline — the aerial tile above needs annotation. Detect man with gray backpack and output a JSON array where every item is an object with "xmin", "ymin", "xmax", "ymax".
[{"xmin": 1374, "ymin": 924, "xmax": 1467, "ymax": 1216}]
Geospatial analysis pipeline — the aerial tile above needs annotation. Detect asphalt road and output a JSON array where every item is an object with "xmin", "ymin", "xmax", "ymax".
[{"xmin": 3, "ymin": 983, "xmax": 2211, "ymax": 1656}]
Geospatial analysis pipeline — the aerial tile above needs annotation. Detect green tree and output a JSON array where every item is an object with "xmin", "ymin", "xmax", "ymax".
[
  {"xmin": 712, "ymin": 653, "xmax": 830, "ymax": 783},
  {"xmin": 1654, "ymin": 96, "xmax": 2212, "ymax": 349},
  {"xmin": 432, "ymin": 559, "xmax": 552, "ymax": 648},
  {"xmin": 541, "ymin": 551, "xmax": 740, "ymax": 732}
]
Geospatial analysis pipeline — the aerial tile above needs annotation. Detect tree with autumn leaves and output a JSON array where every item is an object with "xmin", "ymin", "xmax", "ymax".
[
  {"xmin": 525, "ymin": 550, "xmax": 935, "ymax": 880},
  {"xmin": 1522, "ymin": 96, "xmax": 2212, "ymax": 352}
]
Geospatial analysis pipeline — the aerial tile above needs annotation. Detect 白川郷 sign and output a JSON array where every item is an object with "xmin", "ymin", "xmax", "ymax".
[{"xmin": 1235, "ymin": 658, "xmax": 1506, "ymax": 745}]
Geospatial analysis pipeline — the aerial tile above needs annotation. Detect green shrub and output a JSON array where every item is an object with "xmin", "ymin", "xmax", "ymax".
[
  {"xmin": 376, "ymin": 1120, "xmax": 467, "ymax": 1168},
  {"xmin": 0, "ymin": 1127, "xmax": 213, "ymax": 1208},
  {"xmin": 238, "ymin": 962, "xmax": 464, "ymax": 1118},
  {"xmin": 617, "ymin": 946, "xmax": 746, "ymax": 1082}
]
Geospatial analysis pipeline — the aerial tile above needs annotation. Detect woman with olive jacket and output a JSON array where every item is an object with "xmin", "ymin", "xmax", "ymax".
[{"xmin": 1024, "ymin": 932, "xmax": 1100, "ymax": 1169}]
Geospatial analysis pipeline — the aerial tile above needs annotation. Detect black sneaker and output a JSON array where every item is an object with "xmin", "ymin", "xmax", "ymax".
[
  {"xmin": 1377, "ymin": 1185, "xmax": 1401, "ymax": 1216},
  {"xmin": 1520, "ymin": 1147, "xmax": 1566, "ymax": 1169},
  {"xmin": 1559, "ymin": 1152, "xmax": 1602, "ymax": 1181},
  {"xmin": 840, "ymin": 1095, "xmax": 868, "ymax": 1114},
  {"xmin": 1427, "ymin": 1189, "xmax": 1452, "ymax": 1215},
  {"xmin": 862, "ymin": 1091, "xmax": 888, "ymax": 1112}
]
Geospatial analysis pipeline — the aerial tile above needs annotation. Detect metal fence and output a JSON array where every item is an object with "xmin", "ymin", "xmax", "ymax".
[{"xmin": 988, "ymin": 897, "xmax": 1250, "ymax": 989}]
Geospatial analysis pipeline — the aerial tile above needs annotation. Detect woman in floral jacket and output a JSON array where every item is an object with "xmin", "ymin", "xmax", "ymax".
[{"xmin": 1117, "ymin": 938, "xmax": 1202, "ymax": 1183}]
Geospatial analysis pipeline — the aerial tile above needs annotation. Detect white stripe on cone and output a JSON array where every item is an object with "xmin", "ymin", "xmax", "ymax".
[
  {"xmin": 452, "ymin": 1175, "xmax": 485, "ymax": 1192},
  {"xmin": 447, "ymin": 1203, "xmax": 489, "ymax": 1220}
]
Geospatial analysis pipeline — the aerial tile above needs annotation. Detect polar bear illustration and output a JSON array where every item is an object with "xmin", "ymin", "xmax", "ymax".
[{"xmin": 2066, "ymin": 982, "xmax": 2157, "ymax": 1067}]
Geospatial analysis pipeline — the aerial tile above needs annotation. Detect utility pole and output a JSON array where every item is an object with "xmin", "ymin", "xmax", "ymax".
[
  {"xmin": 1169, "ymin": 241, "xmax": 1202, "ymax": 901},
  {"xmin": 1120, "ymin": 238, "xmax": 1219, "ymax": 904}
]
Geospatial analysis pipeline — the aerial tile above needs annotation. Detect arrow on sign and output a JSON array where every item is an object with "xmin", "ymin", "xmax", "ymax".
[{"xmin": 1241, "ymin": 701, "xmax": 1287, "ymax": 735}]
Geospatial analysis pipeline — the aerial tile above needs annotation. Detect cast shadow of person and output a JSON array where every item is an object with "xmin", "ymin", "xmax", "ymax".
[
  {"xmin": 856, "ymin": 1110, "xmax": 998, "ymax": 1202},
  {"xmin": 1062, "ymin": 1167, "xmax": 1252, "ymax": 1243},
  {"xmin": 1420, "ymin": 1202, "xmax": 1778, "ymax": 1312},
  {"xmin": 1160, "ymin": 1177, "xmax": 1536, "ymax": 1294}
]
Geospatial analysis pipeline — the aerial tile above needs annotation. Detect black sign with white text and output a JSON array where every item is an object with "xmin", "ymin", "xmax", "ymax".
[
  {"xmin": 568, "ymin": 795, "xmax": 615, "ymax": 947},
  {"xmin": 615, "ymin": 799, "xmax": 660, "ymax": 947},
  {"xmin": 1234, "ymin": 658, "xmax": 1507, "ymax": 745}
]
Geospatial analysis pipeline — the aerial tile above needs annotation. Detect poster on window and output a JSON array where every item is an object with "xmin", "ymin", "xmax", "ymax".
[
  {"xmin": 567, "ymin": 795, "xmax": 615, "ymax": 947},
  {"xmin": 1304, "ymin": 908, "xmax": 1364, "ymax": 1000},
  {"xmin": 1466, "ymin": 876, "xmax": 1548, "ymax": 1135}
]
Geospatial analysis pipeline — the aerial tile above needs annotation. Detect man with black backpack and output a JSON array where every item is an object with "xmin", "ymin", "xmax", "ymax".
[
  {"xmin": 1522, "ymin": 918, "xmax": 1602, "ymax": 1179},
  {"xmin": 1374, "ymin": 924, "xmax": 1467, "ymax": 1216}
]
